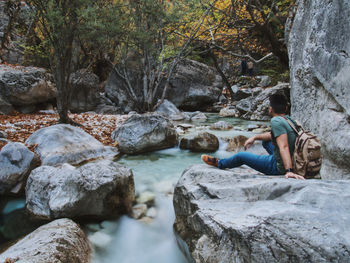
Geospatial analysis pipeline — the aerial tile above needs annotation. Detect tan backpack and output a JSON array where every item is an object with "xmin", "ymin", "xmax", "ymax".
[{"xmin": 283, "ymin": 117, "xmax": 322, "ymax": 178}]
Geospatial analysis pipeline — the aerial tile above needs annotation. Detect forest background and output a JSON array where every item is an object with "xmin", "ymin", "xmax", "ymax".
[{"xmin": 1, "ymin": 0, "xmax": 294, "ymax": 123}]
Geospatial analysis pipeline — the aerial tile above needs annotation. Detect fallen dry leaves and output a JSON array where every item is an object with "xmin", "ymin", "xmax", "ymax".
[{"xmin": 0, "ymin": 112, "xmax": 129, "ymax": 150}]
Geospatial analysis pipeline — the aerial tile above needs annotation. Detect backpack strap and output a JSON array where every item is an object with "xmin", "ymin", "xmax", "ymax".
[{"xmin": 282, "ymin": 116, "xmax": 300, "ymax": 134}]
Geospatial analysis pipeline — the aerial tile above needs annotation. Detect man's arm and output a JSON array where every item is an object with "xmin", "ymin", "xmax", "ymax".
[
  {"xmin": 244, "ymin": 132, "xmax": 271, "ymax": 150},
  {"xmin": 276, "ymin": 134, "xmax": 305, "ymax": 180}
]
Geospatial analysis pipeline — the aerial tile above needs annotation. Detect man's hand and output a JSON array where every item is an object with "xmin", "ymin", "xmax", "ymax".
[
  {"xmin": 285, "ymin": 172, "xmax": 305, "ymax": 180},
  {"xmin": 244, "ymin": 137, "xmax": 255, "ymax": 150}
]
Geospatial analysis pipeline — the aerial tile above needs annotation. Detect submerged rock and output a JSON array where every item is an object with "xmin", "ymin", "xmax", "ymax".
[
  {"xmin": 25, "ymin": 124, "xmax": 119, "ymax": 166},
  {"xmin": 180, "ymin": 132, "xmax": 219, "ymax": 152},
  {"xmin": 0, "ymin": 142, "xmax": 39, "ymax": 195},
  {"xmin": 112, "ymin": 113, "xmax": 177, "ymax": 154},
  {"xmin": 210, "ymin": 121, "xmax": 233, "ymax": 131},
  {"xmin": 173, "ymin": 165, "xmax": 350, "ymax": 263},
  {"xmin": 287, "ymin": 0, "xmax": 350, "ymax": 179},
  {"xmin": 0, "ymin": 218, "xmax": 91, "ymax": 263},
  {"xmin": 225, "ymin": 135, "xmax": 248, "ymax": 152},
  {"xmin": 26, "ymin": 160, "xmax": 135, "ymax": 220}
]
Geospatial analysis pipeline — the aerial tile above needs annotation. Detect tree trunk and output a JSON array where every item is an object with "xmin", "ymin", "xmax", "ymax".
[{"xmin": 55, "ymin": 57, "xmax": 71, "ymax": 123}]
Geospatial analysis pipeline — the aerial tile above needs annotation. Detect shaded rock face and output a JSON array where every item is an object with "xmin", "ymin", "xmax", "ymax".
[
  {"xmin": 179, "ymin": 132, "xmax": 219, "ymax": 152},
  {"xmin": 0, "ymin": 142, "xmax": 38, "ymax": 195},
  {"xmin": 105, "ymin": 59, "xmax": 222, "ymax": 112},
  {"xmin": 236, "ymin": 83, "xmax": 290, "ymax": 120},
  {"xmin": 0, "ymin": 94, "xmax": 14, "ymax": 115},
  {"xmin": 69, "ymin": 69, "xmax": 101, "ymax": 113},
  {"xmin": 0, "ymin": 65, "xmax": 56, "ymax": 107},
  {"xmin": 173, "ymin": 165, "xmax": 350, "ymax": 263},
  {"xmin": 0, "ymin": 218, "xmax": 91, "ymax": 263},
  {"xmin": 26, "ymin": 160, "xmax": 135, "ymax": 220},
  {"xmin": 112, "ymin": 113, "xmax": 177, "ymax": 154},
  {"xmin": 165, "ymin": 59, "xmax": 222, "ymax": 111},
  {"xmin": 25, "ymin": 124, "xmax": 119, "ymax": 166},
  {"xmin": 287, "ymin": 0, "xmax": 350, "ymax": 179}
]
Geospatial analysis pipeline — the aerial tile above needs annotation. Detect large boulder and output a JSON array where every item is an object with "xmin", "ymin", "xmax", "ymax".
[
  {"xmin": 0, "ymin": 64, "xmax": 56, "ymax": 107},
  {"xmin": 104, "ymin": 59, "xmax": 222, "ymax": 112},
  {"xmin": 0, "ymin": 142, "xmax": 38, "ymax": 195},
  {"xmin": 287, "ymin": 0, "xmax": 350, "ymax": 179},
  {"xmin": 69, "ymin": 69, "xmax": 101, "ymax": 113},
  {"xmin": 174, "ymin": 165, "xmax": 350, "ymax": 263},
  {"xmin": 0, "ymin": 218, "xmax": 91, "ymax": 263},
  {"xmin": 112, "ymin": 113, "xmax": 177, "ymax": 154},
  {"xmin": 25, "ymin": 124, "xmax": 119, "ymax": 166},
  {"xmin": 165, "ymin": 59, "xmax": 222, "ymax": 111},
  {"xmin": 236, "ymin": 83, "xmax": 290, "ymax": 120},
  {"xmin": 179, "ymin": 132, "xmax": 219, "ymax": 152},
  {"xmin": 26, "ymin": 160, "xmax": 135, "ymax": 220}
]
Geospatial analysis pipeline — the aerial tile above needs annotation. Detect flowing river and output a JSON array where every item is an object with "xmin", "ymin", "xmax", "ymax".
[{"xmin": 0, "ymin": 114, "xmax": 267, "ymax": 262}]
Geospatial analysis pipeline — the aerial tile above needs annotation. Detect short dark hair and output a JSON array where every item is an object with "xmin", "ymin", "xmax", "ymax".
[{"xmin": 269, "ymin": 94, "xmax": 288, "ymax": 114}]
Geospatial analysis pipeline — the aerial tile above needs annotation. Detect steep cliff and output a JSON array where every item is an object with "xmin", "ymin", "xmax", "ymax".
[{"xmin": 287, "ymin": 0, "xmax": 350, "ymax": 179}]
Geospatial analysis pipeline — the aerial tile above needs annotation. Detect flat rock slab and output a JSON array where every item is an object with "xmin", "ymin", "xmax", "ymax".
[
  {"xmin": 0, "ymin": 218, "xmax": 91, "ymax": 263},
  {"xmin": 173, "ymin": 164, "xmax": 350, "ymax": 263},
  {"xmin": 25, "ymin": 124, "xmax": 119, "ymax": 166}
]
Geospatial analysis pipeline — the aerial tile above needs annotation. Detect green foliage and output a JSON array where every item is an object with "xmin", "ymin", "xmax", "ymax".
[{"xmin": 259, "ymin": 57, "xmax": 290, "ymax": 85}]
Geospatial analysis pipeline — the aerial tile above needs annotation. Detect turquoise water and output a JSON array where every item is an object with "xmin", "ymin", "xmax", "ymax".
[{"xmin": 0, "ymin": 114, "xmax": 268, "ymax": 261}]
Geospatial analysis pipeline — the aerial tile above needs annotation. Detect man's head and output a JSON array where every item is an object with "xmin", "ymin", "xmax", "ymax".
[{"xmin": 269, "ymin": 94, "xmax": 288, "ymax": 115}]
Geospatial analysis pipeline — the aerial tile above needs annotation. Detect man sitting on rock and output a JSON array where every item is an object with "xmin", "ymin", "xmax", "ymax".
[{"xmin": 202, "ymin": 94, "xmax": 305, "ymax": 180}]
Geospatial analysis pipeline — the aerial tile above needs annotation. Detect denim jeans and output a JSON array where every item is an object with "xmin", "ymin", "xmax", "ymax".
[{"xmin": 217, "ymin": 140, "xmax": 281, "ymax": 175}]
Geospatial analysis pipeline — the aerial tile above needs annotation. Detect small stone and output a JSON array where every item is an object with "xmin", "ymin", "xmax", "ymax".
[
  {"xmin": 146, "ymin": 207, "xmax": 157, "ymax": 218},
  {"xmin": 210, "ymin": 121, "xmax": 233, "ymax": 131},
  {"xmin": 136, "ymin": 191, "xmax": 156, "ymax": 206},
  {"xmin": 131, "ymin": 204, "xmax": 148, "ymax": 219},
  {"xmin": 138, "ymin": 216, "xmax": 153, "ymax": 224},
  {"xmin": 0, "ymin": 131, "xmax": 7, "ymax": 138},
  {"xmin": 191, "ymin": 112, "xmax": 207, "ymax": 121},
  {"xmin": 89, "ymin": 231, "xmax": 113, "ymax": 249}
]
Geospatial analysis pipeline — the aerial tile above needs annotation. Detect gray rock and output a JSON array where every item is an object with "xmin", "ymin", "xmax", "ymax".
[
  {"xmin": 112, "ymin": 113, "xmax": 177, "ymax": 154},
  {"xmin": 69, "ymin": 69, "xmax": 101, "ymax": 113},
  {"xmin": 25, "ymin": 124, "xmax": 119, "ymax": 166},
  {"xmin": 210, "ymin": 121, "xmax": 233, "ymax": 131},
  {"xmin": 131, "ymin": 204, "xmax": 148, "ymax": 219},
  {"xmin": 0, "ymin": 130, "xmax": 7, "ymax": 138},
  {"xmin": 174, "ymin": 165, "xmax": 350, "ymax": 263},
  {"xmin": 237, "ymin": 83, "xmax": 290, "ymax": 120},
  {"xmin": 256, "ymin": 75, "xmax": 272, "ymax": 87},
  {"xmin": 0, "ymin": 65, "xmax": 56, "ymax": 107},
  {"xmin": 219, "ymin": 107, "xmax": 239, "ymax": 117},
  {"xmin": 287, "ymin": 0, "xmax": 350, "ymax": 179},
  {"xmin": 230, "ymin": 86, "xmax": 252, "ymax": 101},
  {"xmin": 0, "ymin": 142, "xmax": 38, "ymax": 195},
  {"xmin": 155, "ymin": 99, "xmax": 185, "ymax": 121},
  {"xmin": 26, "ymin": 160, "xmax": 135, "ymax": 220},
  {"xmin": 0, "ymin": 94, "xmax": 14, "ymax": 115},
  {"xmin": 0, "ymin": 218, "xmax": 91, "ymax": 263},
  {"xmin": 191, "ymin": 112, "xmax": 207, "ymax": 121},
  {"xmin": 180, "ymin": 132, "xmax": 219, "ymax": 152},
  {"xmin": 164, "ymin": 59, "xmax": 222, "ymax": 111}
]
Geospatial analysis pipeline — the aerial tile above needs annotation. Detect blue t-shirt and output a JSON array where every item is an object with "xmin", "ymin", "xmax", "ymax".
[{"xmin": 270, "ymin": 115, "xmax": 297, "ymax": 173}]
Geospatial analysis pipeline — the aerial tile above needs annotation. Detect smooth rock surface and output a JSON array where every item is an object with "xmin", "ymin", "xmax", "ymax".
[
  {"xmin": 25, "ymin": 124, "xmax": 119, "ymax": 166},
  {"xmin": 26, "ymin": 160, "xmax": 135, "ymax": 220},
  {"xmin": 112, "ymin": 113, "xmax": 177, "ymax": 154},
  {"xmin": 287, "ymin": 0, "xmax": 350, "ymax": 179},
  {"xmin": 210, "ymin": 121, "xmax": 233, "ymax": 131},
  {"xmin": 155, "ymin": 99, "xmax": 185, "ymax": 121},
  {"xmin": 0, "ymin": 142, "xmax": 38, "ymax": 195},
  {"xmin": 0, "ymin": 218, "xmax": 91, "ymax": 263},
  {"xmin": 174, "ymin": 165, "xmax": 350, "ymax": 263},
  {"xmin": 179, "ymin": 132, "xmax": 219, "ymax": 152},
  {"xmin": 0, "ymin": 65, "xmax": 56, "ymax": 106}
]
